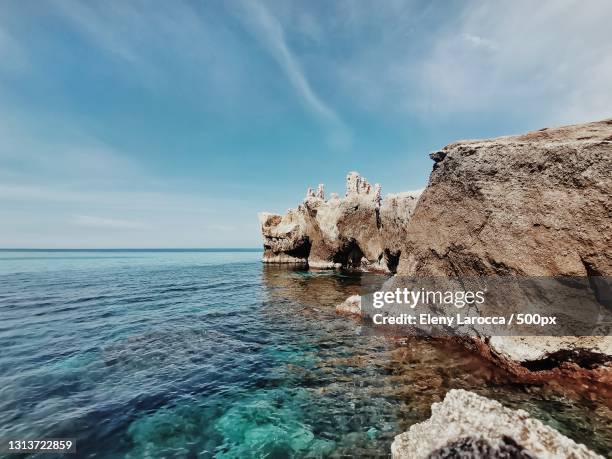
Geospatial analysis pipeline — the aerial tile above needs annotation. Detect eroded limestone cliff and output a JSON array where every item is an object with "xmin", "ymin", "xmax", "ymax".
[
  {"xmin": 259, "ymin": 122, "xmax": 612, "ymax": 377},
  {"xmin": 260, "ymin": 121, "xmax": 611, "ymax": 277},
  {"xmin": 386, "ymin": 119, "xmax": 612, "ymax": 382},
  {"xmin": 259, "ymin": 172, "xmax": 420, "ymax": 272}
]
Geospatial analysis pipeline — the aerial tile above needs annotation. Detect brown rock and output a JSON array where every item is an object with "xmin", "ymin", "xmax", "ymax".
[
  {"xmin": 393, "ymin": 119, "xmax": 612, "ymax": 380},
  {"xmin": 398, "ymin": 119, "xmax": 612, "ymax": 277}
]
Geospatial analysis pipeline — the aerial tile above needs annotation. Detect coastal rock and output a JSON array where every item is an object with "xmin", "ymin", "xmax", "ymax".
[
  {"xmin": 261, "ymin": 119, "xmax": 612, "ymax": 380},
  {"xmin": 258, "ymin": 211, "xmax": 309, "ymax": 264},
  {"xmin": 466, "ymin": 336, "xmax": 612, "ymax": 383},
  {"xmin": 391, "ymin": 389, "xmax": 603, "ymax": 459},
  {"xmin": 390, "ymin": 119, "xmax": 612, "ymax": 380},
  {"xmin": 397, "ymin": 119, "xmax": 612, "ymax": 277},
  {"xmin": 258, "ymin": 172, "xmax": 420, "ymax": 272},
  {"xmin": 335, "ymin": 295, "xmax": 361, "ymax": 316}
]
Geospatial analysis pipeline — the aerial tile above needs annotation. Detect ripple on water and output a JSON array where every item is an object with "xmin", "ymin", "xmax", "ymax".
[{"xmin": 0, "ymin": 254, "xmax": 610, "ymax": 458}]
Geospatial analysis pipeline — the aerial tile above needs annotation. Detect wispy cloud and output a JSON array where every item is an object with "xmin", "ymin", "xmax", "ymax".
[
  {"xmin": 288, "ymin": 0, "xmax": 612, "ymax": 126},
  {"xmin": 50, "ymin": 1, "xmax": 140, "ymax": 65},
  {"xmin": 0, "ymin": 183, "xmax": 229, "ymax": 214},
  {"xmin": 235, "ymin": 1, "xmax": 351, "ymax": 149},
  {"xmin": 0, "ymin": 24, "xmax": 28, "ymax": 73}
]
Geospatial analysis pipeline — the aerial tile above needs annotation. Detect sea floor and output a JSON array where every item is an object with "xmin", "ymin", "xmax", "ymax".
[{"xmin": 0, "ymin": 251, "xmax": 609, "ymax": 458}]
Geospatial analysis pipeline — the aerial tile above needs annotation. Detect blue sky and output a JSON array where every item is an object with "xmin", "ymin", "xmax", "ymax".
[{"xmin": 1, "ymin": 0, "xmax": 611, "ymax": 248}]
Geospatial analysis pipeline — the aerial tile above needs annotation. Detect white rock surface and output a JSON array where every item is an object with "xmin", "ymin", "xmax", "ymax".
[
  {"xmin": 335, "ymin": 295, "xmax": 361, "ymax": 316},
  {"xmin": 488, "ymin": 336, "xmax": 612, "ymax": 363},
  {"xmin": 391, "ymin": 389, "xmax": 603, "ymax": 459}
]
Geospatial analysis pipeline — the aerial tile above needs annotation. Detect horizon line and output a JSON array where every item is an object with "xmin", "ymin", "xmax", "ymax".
[{"xmin": 0, "ymin": 247, "xmax": 263, "ymax": 251}]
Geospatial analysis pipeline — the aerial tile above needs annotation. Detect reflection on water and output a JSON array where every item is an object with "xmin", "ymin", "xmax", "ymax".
[
  {"xmin": 260, "ymin": 266, "xmax": 612, "ymax": 457},
  {"xmin": 0, "ymin": 253, "xmax": 609, "ymax": 458}
]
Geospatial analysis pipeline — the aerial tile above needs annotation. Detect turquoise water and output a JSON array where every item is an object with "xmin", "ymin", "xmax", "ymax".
[{"xmin": 0, "ymin": 250, "xmax": 610, "ymax": 458}]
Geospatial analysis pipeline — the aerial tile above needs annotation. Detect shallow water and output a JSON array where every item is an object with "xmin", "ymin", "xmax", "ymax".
[{"xmin": 0, "ymin": 250, "xmax": 610, "ymax": 458}]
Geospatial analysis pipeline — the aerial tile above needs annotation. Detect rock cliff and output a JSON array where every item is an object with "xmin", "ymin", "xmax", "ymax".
[
  {"xmin": 391, "ymin": 389, "xmax": 603, "ymax": 459},
  {"xmin": 387, "ymin": 119, "xmax": 612, "ymax": 381},
  {"xmin": 259, "ymin": 119, "xmax": 612, "ymax": 456},
  {"xmin": 259, "ymin": 172, "xmax": 420, "ymax": 272},
  {"xmin": 259, "ymin": 120, "xmax": 612, "ymax": 374},
  {"xmin": 260, "ymin": 120, "xmax": 611, "ymax": 276},
  {"xmin": 398, "ymin": 119, "xmax": 612, "ymax": 277}
]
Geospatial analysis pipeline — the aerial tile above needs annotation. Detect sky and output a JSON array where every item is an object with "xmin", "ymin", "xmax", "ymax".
[{"xmin": 1, "ymin": 0, "xmax": 611, "ymax": 248}]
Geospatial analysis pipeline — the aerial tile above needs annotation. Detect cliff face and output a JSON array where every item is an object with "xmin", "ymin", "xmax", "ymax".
[
  {"xmin": 259, "ymin": 172, "xmax": 420, "ymax": 272},
  {"xmin": 398, "ymin": 119, "xmax": 612, "ymax": 277},
  {"xmin": 390, "ymin": 119, "xmax": 611, "ymax": 380},
  {"xmin": 259, "ymin": 120, "xmax": 611, "ymax": 276}
]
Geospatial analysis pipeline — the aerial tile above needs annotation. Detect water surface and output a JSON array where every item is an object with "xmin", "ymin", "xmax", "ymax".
[{"xmin": 0, "ymin": 250, "xmax": 610, "ymax": 458}]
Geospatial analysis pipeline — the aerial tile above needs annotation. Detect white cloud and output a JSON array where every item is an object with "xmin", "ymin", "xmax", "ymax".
[
  {"xmin": 418, "ymin": 0, "xmax": 612, "ymax": 124},
  {"xmin": 294, "ymin": 0, "xmax": 612, "ymax": 126},
  {"xmin": 235, "ymin": 1, "xmax": 351, "ymax": 148}
]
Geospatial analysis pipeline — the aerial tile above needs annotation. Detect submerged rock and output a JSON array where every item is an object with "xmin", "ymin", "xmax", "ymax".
[
  {"xmin": 258, "ymin": 172, "xmax": 420, "ymax": 272},
  {"xmin": 335, "ymin": 294, "xmax": 361, "ymax": 316},
  {"xmin": 391, "ymin": 389, "xmax": 603, "ymax": 459}
]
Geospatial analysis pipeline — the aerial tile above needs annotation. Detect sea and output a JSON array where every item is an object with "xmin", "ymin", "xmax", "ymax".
[{"xmin": 0, "ymin": 249, "xmax": 610, "ymax": 458}]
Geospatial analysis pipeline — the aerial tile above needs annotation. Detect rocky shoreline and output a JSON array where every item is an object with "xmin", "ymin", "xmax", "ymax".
[{"xmin": 259, "ymin": 119, "xmax": 612, "ymax": 458}]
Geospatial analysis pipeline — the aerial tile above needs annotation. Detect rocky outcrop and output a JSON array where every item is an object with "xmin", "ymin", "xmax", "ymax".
[
  {"xmin": 258, "ymin": 212, "xmax": 311, "ymax": 264},
  {"xmin": 464, "ymin": 336, "xmax": 612, "ymax": 383},
  {"xmin": 392, "ymin": 120, "xmax": 612, "ymax": 380},
  {"xmin": 391, "ymin": 389, "xmax": 603, "ymax": 459},
  {"xmin": 260, "ymin": 120, "xmax": 611, "ymax": 275},
  {"xmin": 397, "ymin": 119, "xmax": 612, "ymax": 277},
  {"xmin": 259, "ymin": 120, "xmax": 612, "ymax": 379},
  {"xmin": 335, "ymin": 294, "xmax": 361, "ymax": 316},
  {"xmin": 259, "ymin": 172, "xmax": 420, "ymax": 272},
  {"xmin": 342, "ymin": 120, "xmax": 610, "ymax": 380}
]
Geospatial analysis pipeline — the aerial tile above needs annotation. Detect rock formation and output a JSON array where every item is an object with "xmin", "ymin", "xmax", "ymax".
[
  {"xmin": 259, "ymin": 119, "xmax": 611, "ymax": 275},
  {"xmin": 335, "ymin": 294, "xmax": 361, "ymax": 316},
  {"xmin": 391, "ymin": 389, "xmax": 603, "ymax": 459},
  {"xmin": 397, "ymin": 119, "xmax": 612, "ymax": 277},
  {"xmin": 388, "ymin": 119, "xmax": 612, "ymax": 381},
  {"xmin": 259, "ymin": 119, "xmax": 612, "ymax": 456},
  {"xmin": 259, "ymin": 119, "xmax": 612, "ymax": 378},
  {"xmin": 258, "ymin": 172, "xmax": 421, "ymax": 272}
]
